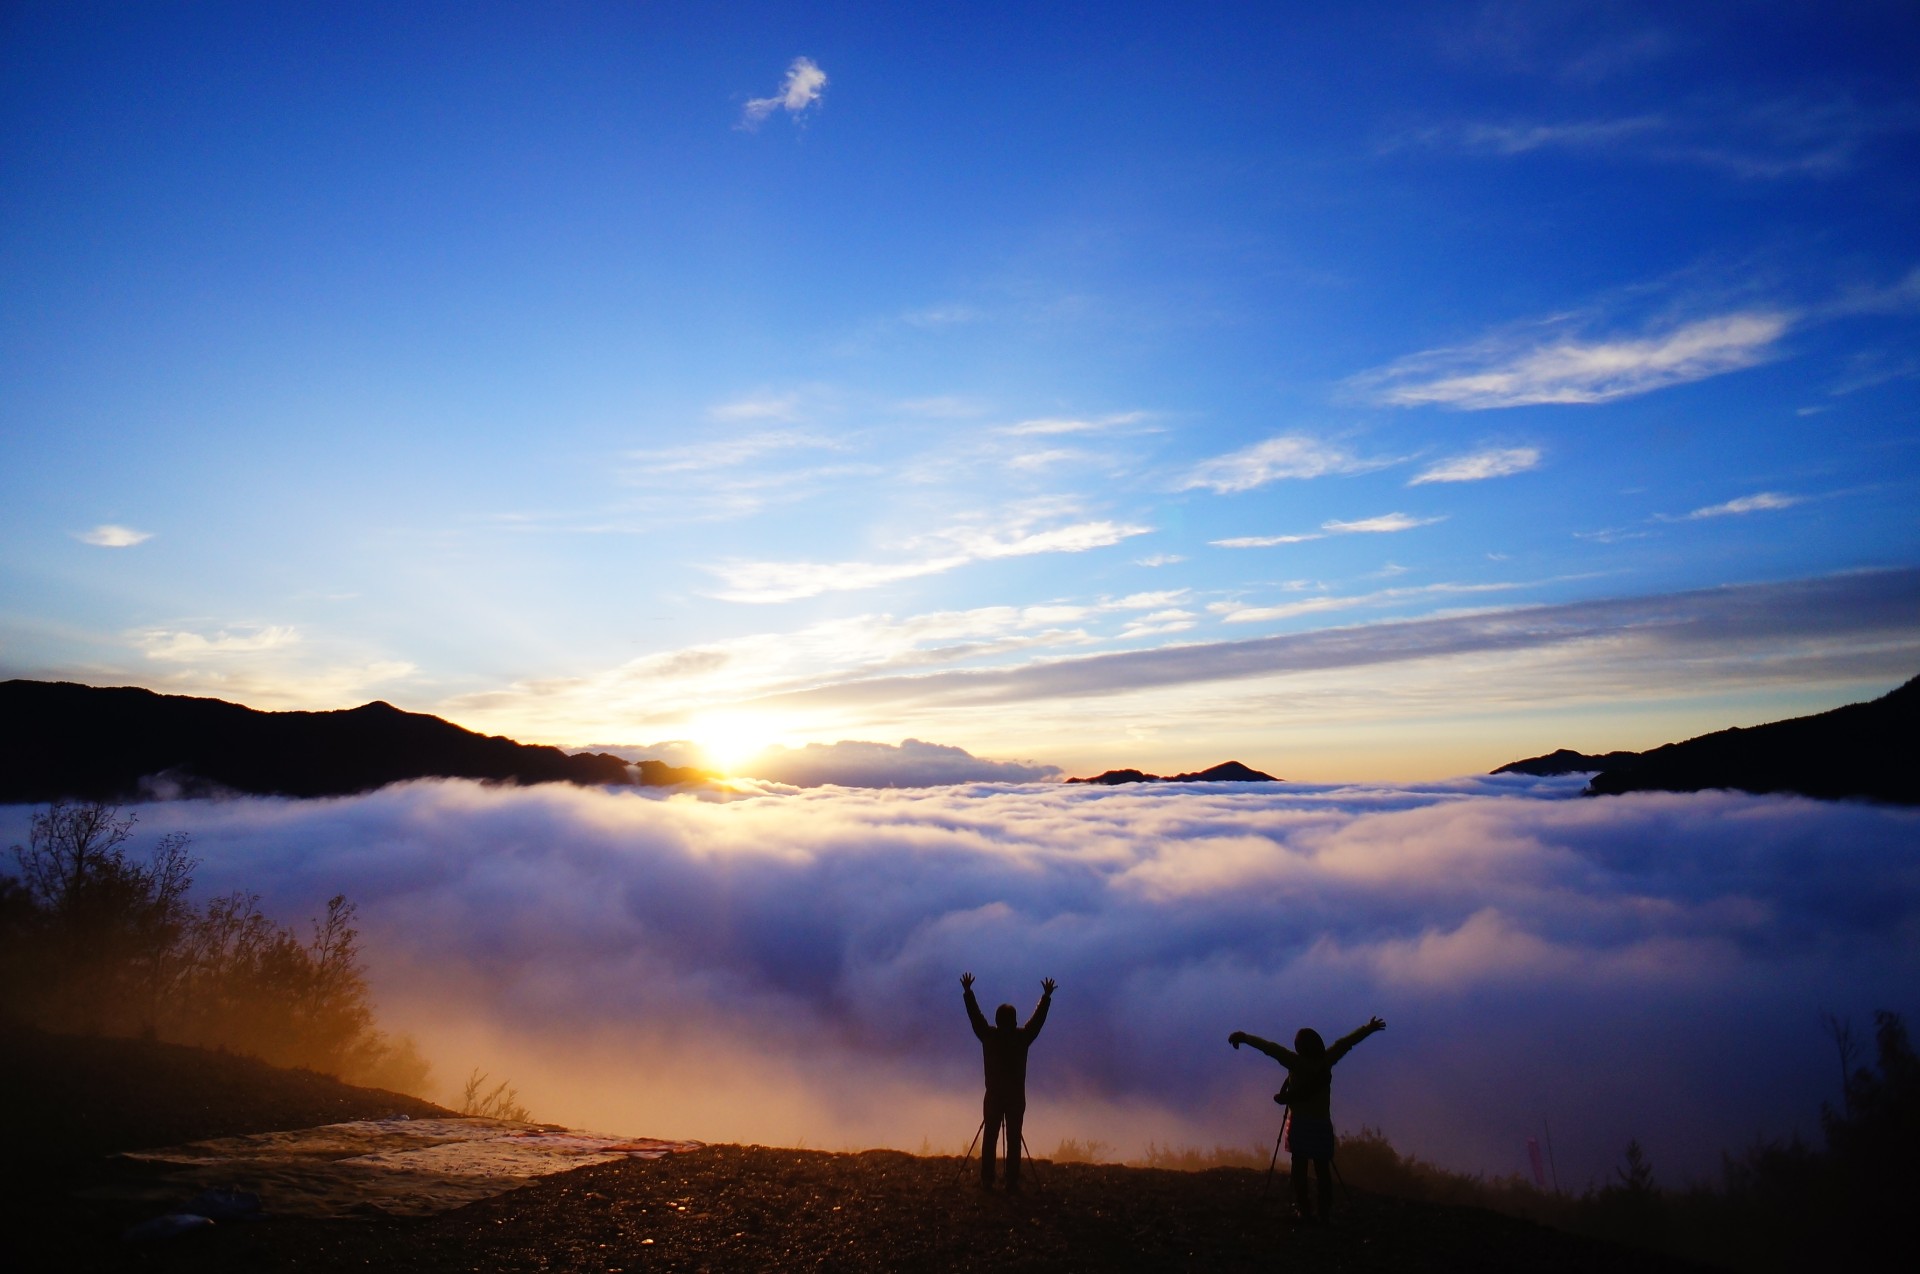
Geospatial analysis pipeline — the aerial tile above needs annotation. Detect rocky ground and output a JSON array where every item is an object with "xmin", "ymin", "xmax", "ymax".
[{"xmin": 1, "ymin": 1026, "xmax": 1706, "ymax": 1272}]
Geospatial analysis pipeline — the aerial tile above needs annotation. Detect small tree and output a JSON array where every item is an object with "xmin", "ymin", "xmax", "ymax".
[{"xmin": 6, "ymin": 802, "xmax": 194, "ymax": 1034}]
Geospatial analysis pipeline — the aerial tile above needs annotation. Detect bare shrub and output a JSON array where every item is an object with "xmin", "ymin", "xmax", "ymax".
[{"xmin": 459, "ymin": 1069, "xmax": 533, "ymax": 1122}]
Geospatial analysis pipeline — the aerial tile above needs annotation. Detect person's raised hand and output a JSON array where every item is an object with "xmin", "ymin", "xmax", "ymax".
[
  {"xmin": 1229, "ymin": 1030, "xmax": 1247, "ymax": 1049},
  {"xmin": 1041, "ymin": 977, "xmax": 1057, "ymax": 996},
  {"xmin": 1369, "ymin": 1016, "xmax": 1386, "ymax": 1033},
  {"xmin": 961, "ymin": 972, "xmax": 975, "ymax": 991}
]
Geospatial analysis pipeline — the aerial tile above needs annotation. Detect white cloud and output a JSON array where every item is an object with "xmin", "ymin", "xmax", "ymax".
[
  {"xmin": 1181, "ymin": 434, "xmax": 1383, "ymax": 493},
  {"xmin": 1322, "ymin": 512, "xmax": 1444, "ymax": 535},
  {"xmin": 740, "ymin": 57, "xmax": 827, "ymax": 129},
  {"xmin": 1000, "ymin": 412, "xmax": 1151, "ymax": 437},
  {"xmin": 1208, "ymin": 580, "xmax": 1514, "ymax": 625},
  {"xmin": 1357, "ymin": 312, "xmax": 1791, "ymax": 409},
  {"xmin": 641, "ymin": 430, "xmax": 838, "ymax": 473},
  {"xmin": 55, "ymin": 778, "xmax": 1916, "ymax": 1185},
  {"xmin": 1409, "ymin": 447, "xmax": 1542, "ymax": 485},
  {"xmin": 707, "ymin": 393, "xmax": 804, "ymax": 423},
  {"xmin": 1134, "ymin": 554, "xmax": 1186, "ymax": 567},
  {"xmin": 1680, "ymin": 491, "xmax": 1804, "ymax": 520},
  {"xmin": 1399, "ymin": 98, "xmax": 1920, "ymax": 179},
  {"xmin": 1213, "ymin": 533, "xmax": 1322, "ymax": 548},
  {"xmin": 1212, "ymin": 512, "xmax": 1442, "ymax": 548},
  {"xmin": 139, "ymin": 625, "xmax": 299, "ymax": 660},
  {"xmin": 706, "ymin": 513, "xmax": 1153, "ymax": 603},
  {"xmin": 75, "ymin": 524, "xmax": 153, "ymax": 548}
]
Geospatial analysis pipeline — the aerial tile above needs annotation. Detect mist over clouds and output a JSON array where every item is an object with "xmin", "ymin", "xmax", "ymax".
[
  {"xmin": 10, "ymin": 779, "xmax": 1911, "ymax": 1188},
  {"xmin": 743, "ymin": 739, "xmax": 1061, "ymax": 787}
]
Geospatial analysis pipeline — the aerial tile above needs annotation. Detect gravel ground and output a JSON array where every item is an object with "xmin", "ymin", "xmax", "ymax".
[{"xmin": 1, "ymin": 1027, "xmax": 1706, "ymax": 1273}]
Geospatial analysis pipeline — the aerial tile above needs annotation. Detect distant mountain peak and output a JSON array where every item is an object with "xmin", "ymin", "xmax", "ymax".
[{"xmin": 1066, "ymin": 760, "xmax": 1279, "ymax": 785}]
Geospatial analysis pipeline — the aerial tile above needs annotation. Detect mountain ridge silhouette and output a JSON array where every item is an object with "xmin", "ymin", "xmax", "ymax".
[
  {"xmin": 1493, "ymin": 674, "xmax": 1918, "ymax": 805},
  {"xmin": 1065, "ymin": 760, "xmax": 1279, "ymax": 785},
  {"xmin": 0, "ymin": 680, "xmax": 709, "ymax": 804}
]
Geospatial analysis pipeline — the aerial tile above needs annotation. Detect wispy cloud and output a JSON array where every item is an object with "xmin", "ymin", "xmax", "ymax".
[
  {"xmin": 732, "ymin": 569, "xmax": 1920, "ymax": 716},
  {"xmin": 739, "ymin": 57, "xmax": 827, "ymax": 130},
  {"xmin": 705, "ymin": 511, "xmax": 1154, "ymax": 603},
  {"xmin": 1396, "ymin": 97, "xmax": 1920, "ymax": 179},
  {"xmin": 1355, "ymin": 311, "xmax": 1791, "ymax": 409},
  {"xmin": 708, "ymin": 393, "xmax": 805, "ymax": 423},
  {"xmin": 74, "ymin": 524, "xmax": 152, "ymax": 548},
  {"xmin": 639, "ymin": 430, "xmax": 841, "ymax": 475},
  {"xmin": 1209, "ymin": 580, "xmax": 1517, "ymax": 625},
  {"xmin": 1409, "ymin": 447, "xmax": 1542, "ymax": 485},
  {"xmin": 139, "ymin": 625, "xmax": 299, "ymax": 660},
  {"xmin": 1181, "ymin": 434, "xmax": 1384, "ymax": 493},
  {"xmin": 999, "ymin": 411, "xmax": 1150, "ymax": 437},
  {"xmin": 1135, "ymin": 553, "xmax": 1186, "ymax": 567},
  {"xmin": 1678, "ymin": 491, "xmax": 1804, "ymax": 520},
  {"xmin": 1213, "ymin": 512, "xmax": 1443, "ymax": 548}
]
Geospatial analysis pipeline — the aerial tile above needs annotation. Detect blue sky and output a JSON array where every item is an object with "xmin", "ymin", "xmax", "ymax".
[{"xmin": 4, "ymin": 2, "xmax": 1918, "ymax": 777}]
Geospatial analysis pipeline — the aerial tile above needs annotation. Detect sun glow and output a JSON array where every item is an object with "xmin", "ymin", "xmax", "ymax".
[{"xmin": 686, "ymin": 713, "xmax": 782, "ymax": 775}]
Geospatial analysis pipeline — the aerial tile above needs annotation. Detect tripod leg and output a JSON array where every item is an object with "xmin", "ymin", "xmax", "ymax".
[
  {"xmin": 1262, "ymin": 1109, "xmax": 1289, "ymax": 1197},
  {"xmin": 954, "ymin": 1119, "xmax": 985, "ymax": 1182}
]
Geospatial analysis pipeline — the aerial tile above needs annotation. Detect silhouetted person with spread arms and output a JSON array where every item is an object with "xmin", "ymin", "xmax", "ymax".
[
  {"xmin": 962, "ymin": 971, "xmax": 1054, "ymax": 1191},
  {"xmin": 1230, "ymin": 1016, "xmax": 1385, "ymax": 1223}
]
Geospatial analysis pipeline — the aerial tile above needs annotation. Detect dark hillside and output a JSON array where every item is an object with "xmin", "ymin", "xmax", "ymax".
[
  {"xmin": 1585, "ymin": 674, "xmax": 1918, "ymax": 803},
  {"xmin": 0, "ymin": 1025, "xmax": 1702, "ymax": 1273},
  {"xmin": 0, "ymin": 680, "xmax": 708, "ymax": 803}
]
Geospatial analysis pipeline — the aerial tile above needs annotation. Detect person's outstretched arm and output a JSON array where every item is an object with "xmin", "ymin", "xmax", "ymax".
[
  {"xmin": 1229, "ymin": 1031, "xmax": 1298, "ymax": 1067},
  {"xmin": 1327, "ymin": 1016, "xmax": 1386, "ymax": 1065},
  {"xmin": 961, "ymin": 972, "xmax": 990, "ymax": 1041},
  {"xmin": 1022, "ymin": 978, "xmax": 1056, "ymax": 1041}
]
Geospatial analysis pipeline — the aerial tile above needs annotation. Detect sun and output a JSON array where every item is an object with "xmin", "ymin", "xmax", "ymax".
[{"xmin": 686, "ymin": 713, "xmax": 781, "ymax": 775}]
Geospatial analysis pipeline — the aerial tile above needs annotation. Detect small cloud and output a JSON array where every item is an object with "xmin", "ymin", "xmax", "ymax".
[
  {"xmin": 1181, "ymin": 434, "xmax": 1383, "ymax": 493},
  {"xmin": 896, "ymin": 396, "xmax": 986, "ymax": 419},
  {"xmin": 1135, "ymin": 553, "xmax": 1186, "ymax": 567},
  {"xmin": 75, "ymin": 524, "xmax": 152, "ymax": 548},
  {"xmin": 740, "ymin": 57, "xmax": 827, "ymax": 130},
  {"xmin": 1213, "ymin": 512, "xmax": 1442, "ymax": 547},
  {"xmin": 899, "ymin": 304, "xmax": 980, "ymax": 328},
  {"xmin": 641, "ymin": 430, "xmax": 838, "ymax": 474},
  {"xmin": 138, "ymin": 625, "xmax": 298, "ymax": 660},
  {"xmin": 1212, "ymin": 533, "xmax": 1323, "ymax": 548},
  {"xmin": 1678, "ymin": 491, "xmax": 1804, "ymax": 520},
  {"xmin": 705, "ymin": 515, "xmax": 1152, "ymax": 603},
  {"xmin": 1409, "ymin": 447, "xmax": 1542, "ymax": 485},
  {"xmin": 1355, "ymin": 312, "xmax": 1791, "ymax": 410},
  {"xmin": 1004, "ymin": 448, "xmax": 1080, "ymax": 472},
  {"xmin": 708, "ymin": 393, "xmax": 804, "ymax": 423},
  {"xmin": 1323, "ymin": 512, "xmax": 1444, "ymax": 535},
  {"xmin": 999, "ymin": 411, "xmax": 1149, "ymax": 437}
]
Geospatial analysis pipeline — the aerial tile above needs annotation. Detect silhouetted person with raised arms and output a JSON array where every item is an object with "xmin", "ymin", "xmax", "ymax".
[
  {"xmin": 962, "ymin": 971, "xmax": 1054, "ymax": 1192},
  {"xmin": 1230, "ymin": 1015, "xmax": 1385, "ymax": 1223}
]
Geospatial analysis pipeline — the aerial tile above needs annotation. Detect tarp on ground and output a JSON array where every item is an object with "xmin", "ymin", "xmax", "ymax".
[{"xmin": 111, "ymin": 1117, "xmax": 703, "ymax": 1217}]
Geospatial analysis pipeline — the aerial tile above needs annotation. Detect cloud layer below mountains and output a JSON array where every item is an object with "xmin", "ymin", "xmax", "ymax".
[{"xmin": 12, "ymin": 777, "xmax": 1912, "ymax": 1186}]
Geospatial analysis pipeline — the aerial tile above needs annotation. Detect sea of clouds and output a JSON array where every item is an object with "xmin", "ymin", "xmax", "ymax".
[{"xmin": 6, "ymin": 776, "xmax": 1915, "ymax": 1187}]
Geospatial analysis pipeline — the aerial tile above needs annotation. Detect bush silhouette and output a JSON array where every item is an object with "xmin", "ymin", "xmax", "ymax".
[{"xmin": 2, "ymin": 801, "xmax": 427, "ymax": 1094}]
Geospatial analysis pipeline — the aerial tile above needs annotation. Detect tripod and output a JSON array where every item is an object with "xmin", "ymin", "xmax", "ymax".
[
  {"xmin": 1262, "ymin": 1103, "xmax": 1292, "ymax": 1197},
  {"xmin": 955, "ymin": 1118, "xmax": 1045, "ymax": 1190}
]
